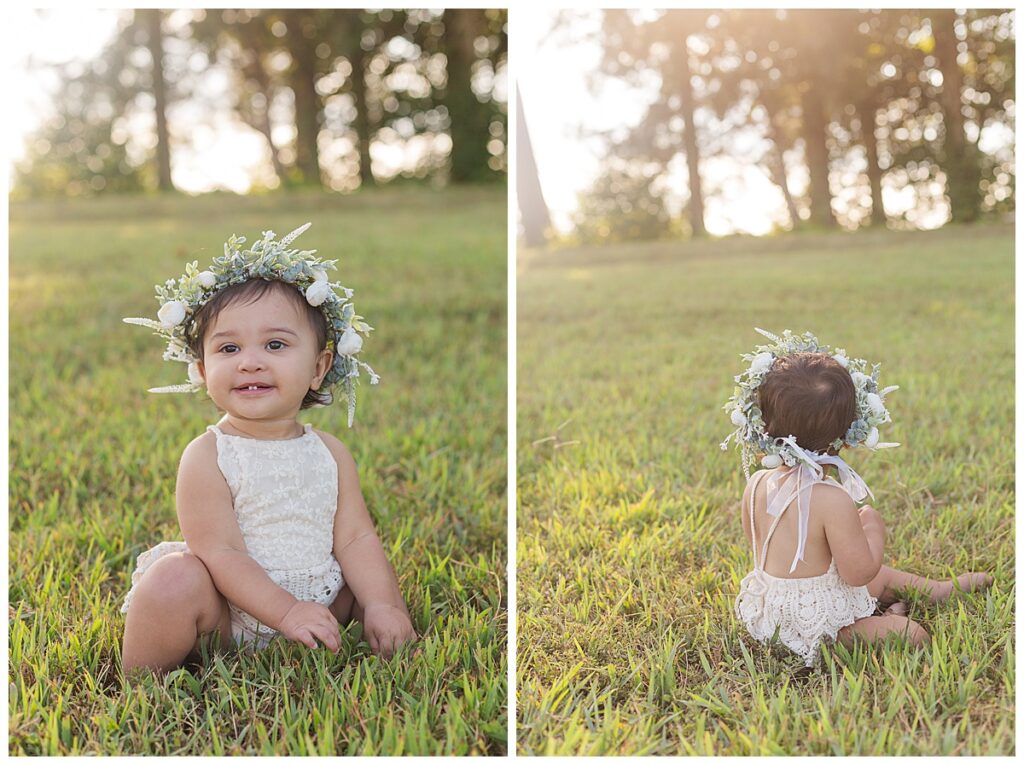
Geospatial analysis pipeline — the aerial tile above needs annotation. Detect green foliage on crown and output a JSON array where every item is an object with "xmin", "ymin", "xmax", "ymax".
[{"xmin": 125, "ymin": 223, "xmax": 377, "ymax": 426}]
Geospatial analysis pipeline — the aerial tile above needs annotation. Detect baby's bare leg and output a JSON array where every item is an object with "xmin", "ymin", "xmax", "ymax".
[
  {"xmin": 868, "ymin": 565, "xmax": 992, "ymax": 604},
  {"xmin": 121, "ymin": 552, "xmax": 232, "ymax": 677},
  {"xmin": 837, "ymin": 614, "xmax": 929, "ymax": 648},
  {"xmin": 328, "ymin": 585, "xmax": 364, "ymax": 625}
]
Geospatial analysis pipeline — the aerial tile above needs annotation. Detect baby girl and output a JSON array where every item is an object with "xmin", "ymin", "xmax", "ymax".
[
  {"xmin": 723, "ymin": 329, "xmax": 990, "ymax": 666},
  {"xmin": 120, "ymin": 223, "xmax": 416, "ymax": 675}
]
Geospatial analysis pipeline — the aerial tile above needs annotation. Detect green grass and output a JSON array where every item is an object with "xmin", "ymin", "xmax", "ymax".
[
  {"xmin": 516, "ymin": 225, "xmax": 1014, "ymax": 755},
  {"xmin": 9, "ymin": 187, "xmax": 507, "ymax": 755}
]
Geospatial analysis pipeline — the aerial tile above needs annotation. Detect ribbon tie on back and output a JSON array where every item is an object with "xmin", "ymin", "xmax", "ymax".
[{"xmin": 764, "ymin": 436, "xmax": 873, "ymax": 573}]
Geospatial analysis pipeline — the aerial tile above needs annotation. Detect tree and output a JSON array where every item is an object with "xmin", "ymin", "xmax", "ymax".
[
  {"xmin": 704, "ymin": 10, "xmax": 807, "ymax": 229},
  {"xmin": 140, "ymin": 9, "xmax": 174, "ymax": 191},
  {"xmin": 516, "ymin": 87, "xmax": 551, "ymax": 247},
  {"xmin": 931, "ymin": 9, "xmax": 991, "ymax": 222},
  {"xmin": 284, "ymin": 10, "xmax": 324, "ymax": 187},
  {"xmin": 14, "ymin": 10, "xmax": 166, "ymax": 196},
  {"xmin": 573, "ymin": 158, "xmax": 673, "ymax": 244},
  {"xmin": 190, "ymin": 9, "xmax": 290, "ymax": 185},
  {"xmin": 441, "ymin": 9, "xmax": 507, "ymax": 182},
  {"xmin": 596, "ymin": 9, "xmax": 710, "ymax": 237}
]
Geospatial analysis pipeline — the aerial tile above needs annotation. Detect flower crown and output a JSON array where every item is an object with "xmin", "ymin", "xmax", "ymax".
[
  {"xmin": 720, "ymin": 328, "xmax": 899, "ymax": 477},
  {"xmin": 123, "ymin": 222, "xmax": 378, "ymax": 427}
]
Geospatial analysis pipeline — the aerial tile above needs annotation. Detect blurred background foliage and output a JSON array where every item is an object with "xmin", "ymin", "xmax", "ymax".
[
  {"xmin": 12, "ymin": 8, "xmax": 507, "ymax": 199},
  {"xmin": 518, "ymin": 8, "xmax": 1014, "ymax": 247}
]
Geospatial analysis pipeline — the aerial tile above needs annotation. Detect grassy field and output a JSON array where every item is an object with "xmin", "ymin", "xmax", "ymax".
[
  {"xmin": 517, "ymin": 225, "xmax": 1014, "ymax": 755},
  {"xmin": 9, "ymin": 187, "xmax": 507, "ymax": 755}
]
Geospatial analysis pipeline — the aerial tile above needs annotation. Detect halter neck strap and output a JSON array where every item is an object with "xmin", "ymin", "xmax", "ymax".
[
  {"xmin": 763, "ymin": 438, "xmax": 873, "ymax": 573},
  {"xmin": 748, "ymin": 470, "xmax": 770, "ymax": 568}
]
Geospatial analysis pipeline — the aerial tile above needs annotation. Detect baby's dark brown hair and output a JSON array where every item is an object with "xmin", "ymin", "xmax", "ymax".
[
  {"xmin": 185, "ymin": 279, "xmax": 331, "ymax": 409},
  {"xmin": 757, "ymin": 352, "xmax": 856, "ymax": 453}
]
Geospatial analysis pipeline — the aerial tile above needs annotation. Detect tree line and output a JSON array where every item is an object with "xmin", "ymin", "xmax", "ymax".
[
  {"xmin": 546, "ymin": 8, "xmax": 1013, "ymax": 244},
  {"xmin": 14, "ymin": 9, "xmax": 507, "ymax": 197}
]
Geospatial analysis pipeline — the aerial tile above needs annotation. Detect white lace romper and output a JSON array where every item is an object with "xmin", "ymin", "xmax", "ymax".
[
  {"xmin": 735, "ymin": 469, "xmax": 877, "ymax": 666},
  {"xmin": 121, "ymin": 423, "xmax": 345, "ymax": 650}
]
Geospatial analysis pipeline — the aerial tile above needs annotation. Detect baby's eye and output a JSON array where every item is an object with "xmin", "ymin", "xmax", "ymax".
[
  {"xmin": 267, "ymin": 340, "xmax": 287, "ymax": 351},
  {"xmin": 219, "ymin": 344, "xmax": 239, "ymax": 354}
]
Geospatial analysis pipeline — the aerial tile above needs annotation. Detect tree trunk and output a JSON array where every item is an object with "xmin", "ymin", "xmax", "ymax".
[
  {"xmin": 444, "ymin": 9, "xmax": 492, "ymax": 183},
  {"xmin": 286, "ymin": 11, "xmax": 322, "ymax": 187},
  {"xmin": 255, "ymin": 93, "xmax": 287, "ymax": 185},
  {"xmin": 142, "ymin": 9, "xmax": 174, "ymax": 192},
  {"xmin": 932, "ymin": 9, "xmax": 981, "ymax": 223},
  {"xmin": 236, "ymin": 23, "xmax": 286, "ymax": 185},
  {"xmin": 251, "ymin": 97, "xmax": 287, "ymax": 186},
  {"xmin": 800, "ymin": 83, "xmax": 836, "ymax": 228},
  {"xmin": 858, "ymin": 98, "xmax": 886, "ymax": 227},
  {"xmin": 349, "ymin": 47, "xmax": 375, "ymax": 187},
  {"xmin": 516, "ymin": 87, "xmax": 551, "ymax": 248},
  {"xmin": 764, "ymin": 121, "xmax": 801, "ymax": 230},
  {"xmin": 677, "ymin": 57, "xmax": 706, "ymax": 237}
]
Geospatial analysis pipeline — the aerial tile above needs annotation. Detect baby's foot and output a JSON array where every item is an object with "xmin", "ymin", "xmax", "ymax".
[
  {"xmin": 883, "ymin": 601, "xmax": 907, "ymax": 616},
  {"xmin": 930, "ymin": 573, "xmax": 993, "ymax": 602}
]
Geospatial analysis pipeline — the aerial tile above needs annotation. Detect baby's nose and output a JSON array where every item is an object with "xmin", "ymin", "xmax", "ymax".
[{"xmin": 237, "ymin": 352, "xmax": 266, "ymax": 371}]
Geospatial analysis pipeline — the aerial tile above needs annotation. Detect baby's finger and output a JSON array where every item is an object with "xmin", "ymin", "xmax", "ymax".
[
  {"xmin": 367, "ymin": 632, "xmax": 381, "ymax": 656},
  {"xmin": 295, "ymin": 628, "xmax": 317, "ymax": 650},
  {"xmin": 311, "ymin": 622, "xmax": 340, "ymax": 653},
  {"xmin": 322, "ymin": 625, "xmax": 340, "ymax": 653}
]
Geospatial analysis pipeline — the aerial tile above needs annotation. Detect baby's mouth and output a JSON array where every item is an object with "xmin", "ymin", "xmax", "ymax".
[{"xmin": 234, "ymin": 383, "xmax": 274, "ymax": 393}]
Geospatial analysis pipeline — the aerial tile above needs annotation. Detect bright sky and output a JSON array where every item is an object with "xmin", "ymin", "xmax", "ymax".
[
  {"xmin": 8, "ymin": 9, "xmax": 117, "ymax": 171},
  {"xmin": 7, "ymin": 7, "xmax": 506, "ymax": 194},
  {"xmin": 516, "ymin": 8, "xmax": 1014, "ymax": 236},
  {"xmin": 517, "ymin": 8, "xmax": 805, "ymax": 237},
  {"xmin": 6, "ymin": 8, "xmax": 271, "ymax": 193}
]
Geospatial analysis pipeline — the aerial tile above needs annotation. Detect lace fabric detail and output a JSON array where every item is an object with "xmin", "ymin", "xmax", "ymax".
[
  {"xmin": 211, "ymin": 424, "xmax": 338, "ymax": 571},
  {"xmin": 735, "ymin": 562, "xmax": 877, "ymax": 666},
  {"xmin": 734, "ymin": 469, "xmax": 878, "ymax": 666},
  {"xmin": 121, "ymin": 423, "xmax": 345, "ymax": 649}
]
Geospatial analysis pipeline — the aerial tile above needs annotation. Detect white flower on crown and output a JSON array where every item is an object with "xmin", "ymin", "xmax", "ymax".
[
  {"xmin": 336, "ymin": 327, "xmax": 363, "ymax": 355},
  {"xmin": 188, "ymin": 362, "xmax": 205, "ymax": 386},
  {"xmin": 749, "ymin": 352, "xmax": 775, "ymax": 376},
  {"xmin": 721, "ymin": 329, "xmax": 898, "ymax": 477},
  {"xmin": 866, "ymin": 392, "xmax": 885, "ymax": 416},
  {"xmin": 865, "ymin": 426, "xmax": 880, "ymax": 448},
  {"xmin": 305, "ymin": 280, "xmax": 333, "ymax": 307},
  {"xmin": 124, "ymin": 222, "xmax": 379, "ymax": 426},
  {"xmin": 157, "ymin": 300, "xmax": 187, "ymax": 327}
]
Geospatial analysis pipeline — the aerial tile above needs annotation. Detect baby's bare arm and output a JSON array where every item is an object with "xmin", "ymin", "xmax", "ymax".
[
  {"xmin": 821, "ymin": 485, "xmax": 885, "ymax": 586},
  {"xmin": 318, "ymin": 431, "xmax": 416, "ymax": 656},
  {"xmin": 177, "ymin": 434, "xmax": 316, "ymax": 634}
]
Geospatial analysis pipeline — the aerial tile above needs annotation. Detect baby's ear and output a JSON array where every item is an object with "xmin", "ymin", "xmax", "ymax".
[{"xmin": 314, "ymin": 348, "xmax": 333, "ymax": 386}]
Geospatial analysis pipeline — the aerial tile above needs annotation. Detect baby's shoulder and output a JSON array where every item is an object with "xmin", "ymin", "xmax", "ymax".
[
  {"xmin": 810, "ymin": 481, "xmax": 858, "ymax": 514},
  {"xmin": 176, "ymin": 431, "xmax": 225, "ymax": 484},
  {"xmin": 311, "ymin": 428, "xmax": 356, "ymax": 468},
  {"xmin": 180, "ymin": 430, "xmax": 218, "ymax": 462}
]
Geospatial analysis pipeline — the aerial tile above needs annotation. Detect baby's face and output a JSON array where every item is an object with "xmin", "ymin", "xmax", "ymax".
[{"xmin": 197, "ymin": 289, "xmax": 331, "ymax": 424}]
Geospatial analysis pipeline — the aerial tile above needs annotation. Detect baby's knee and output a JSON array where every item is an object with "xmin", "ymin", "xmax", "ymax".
[
  {"xmin": 905, "ymin": 620, "xmax": 929, "ymax": 647},
  {"xmin": 135, "ymin": 552, "xmax": 215, "ymax": 607}
]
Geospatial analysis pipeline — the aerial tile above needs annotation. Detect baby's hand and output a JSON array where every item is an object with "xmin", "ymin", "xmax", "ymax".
[
  {"xmin": 858, "ymin": 504, "xmax": 885, "ymax": 532},
  {"xmin": 278, "ymin": 601, "xmax": 340, "ymax": 652},
  {"xmin": 362, "ymin": 603, "xmax": 417, "ymax": 658}
]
